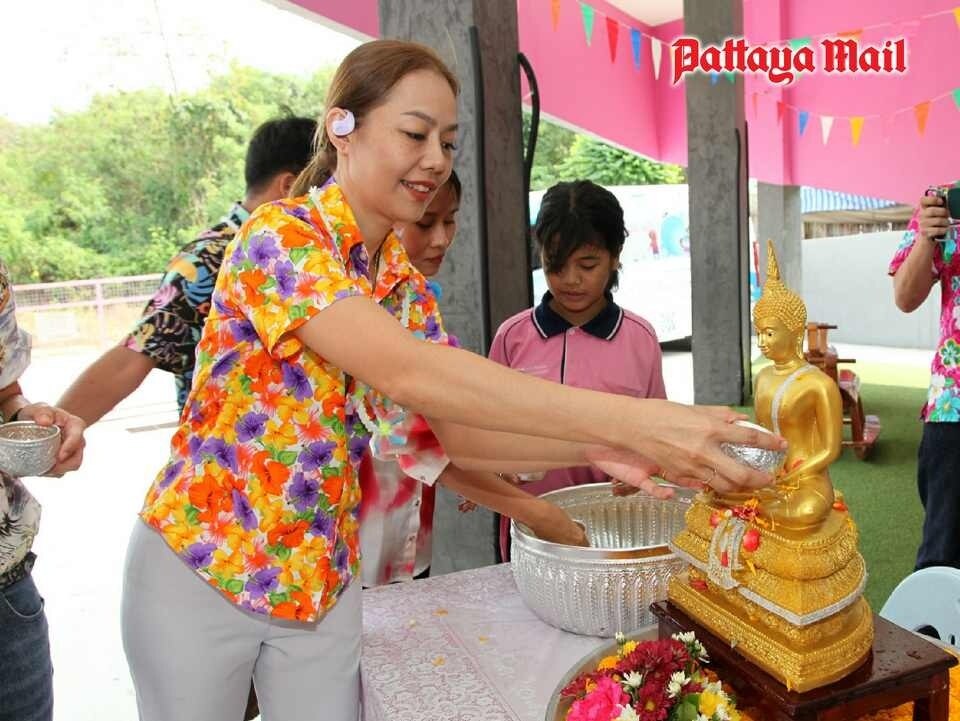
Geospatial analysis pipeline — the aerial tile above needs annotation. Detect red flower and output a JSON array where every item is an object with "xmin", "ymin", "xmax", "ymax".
[{"xmin": 636, "ymin": 679, "xmax": 670, "ymax": 721}]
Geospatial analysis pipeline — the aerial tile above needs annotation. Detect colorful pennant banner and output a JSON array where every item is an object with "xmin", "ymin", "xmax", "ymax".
[
  {"xmin": 751, "ymin": 88, "xmax": 960, "ymax": 147},
  {"xmin": 606, "ymin": 16, "xmax": 619, "ymax": 62},
  {"xmin": 542, "ymin": 0, "xmax": 960, "ymax": 83},
  {"xmin": 820, "ymin": 115, "xmax": 834, "ymax": 145},
  {"xmin": 580, "ymin": 2, "xmax": 595, "ymax": 45}
]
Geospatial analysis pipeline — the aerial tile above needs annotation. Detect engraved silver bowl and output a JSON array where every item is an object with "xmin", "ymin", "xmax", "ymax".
[
  {"xmin": 0, "ymin": 421, "xmax": 60, "ymax": 477},
  {"xmin": 720, "ymin": 420, "xmax": 786, "ymax": 474},
  {"xmin": 510, "ymin": 483, "xmax": 693, "ymax": 637}
]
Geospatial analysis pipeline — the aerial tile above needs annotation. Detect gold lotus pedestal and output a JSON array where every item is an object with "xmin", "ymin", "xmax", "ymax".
[{"xmin": 668, "ymin": 498, "xmax": 874, "ymax": 692}]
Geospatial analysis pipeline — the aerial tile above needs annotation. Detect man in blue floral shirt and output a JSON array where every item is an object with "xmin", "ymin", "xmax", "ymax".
[{"xmin": 59, "ymin": 116, "xmax": 316, "ymax": 418}]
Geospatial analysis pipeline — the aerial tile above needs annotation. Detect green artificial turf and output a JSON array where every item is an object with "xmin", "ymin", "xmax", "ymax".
[{"xmin": 739, "ymin": 362, "xmax": 929, "ymax": 610}]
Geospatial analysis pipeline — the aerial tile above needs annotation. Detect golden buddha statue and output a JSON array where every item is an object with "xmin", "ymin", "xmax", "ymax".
[
  {"xmin": 666, "ymin": 241, "xmax": 873, "ymax": 693},
  {"xmin": 714, "ymin": 241, "xmax": 842, "ymax": 531}
]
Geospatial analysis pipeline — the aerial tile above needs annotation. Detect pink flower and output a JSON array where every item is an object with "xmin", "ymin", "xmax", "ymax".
[{"xmin": 567, "ymin": 677, "xmax": 629, "ymax": 721}]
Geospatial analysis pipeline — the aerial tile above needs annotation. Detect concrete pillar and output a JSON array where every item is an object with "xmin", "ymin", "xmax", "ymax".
[
  {"xmin": 756, "ymin": 183, "xmax": 802, "ymax": 293},
  {"xmin": 380, "ymin": 0, "xmax": 528, "ymax": 573},
  {"xmin": 684, "ymin": 0, "xmax": 751, "ymax": 405}
]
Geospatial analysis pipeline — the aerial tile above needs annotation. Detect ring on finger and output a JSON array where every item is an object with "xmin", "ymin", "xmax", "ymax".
[{"xmin": 705, "ymin": 466, "xmax": 718, "ymax": 487}]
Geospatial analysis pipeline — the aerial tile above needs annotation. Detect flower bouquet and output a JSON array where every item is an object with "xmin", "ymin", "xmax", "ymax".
[{"xmin": 559, "ymin": 631, "xmax": 741, "ymax": 721}]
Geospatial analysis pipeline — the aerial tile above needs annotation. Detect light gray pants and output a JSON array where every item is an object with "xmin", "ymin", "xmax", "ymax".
[{"xmin": 121, "ymin": 521, "xmax": 360, "ymax": 721}]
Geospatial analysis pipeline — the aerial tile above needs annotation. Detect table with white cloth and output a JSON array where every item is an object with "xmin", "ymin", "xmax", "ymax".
[{"xmin": 360, "ymin": 563, "xmax": 655, "ymax": 721}]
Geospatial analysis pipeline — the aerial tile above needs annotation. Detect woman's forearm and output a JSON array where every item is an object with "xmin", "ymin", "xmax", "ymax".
[
  {"xmin": 429, "ymin": 421, "xmax": 600, "ymax": 472},
  {"xmin": 437, "ymin": 465, "xmax": 563, "ymax": 533},
  {"xmin": 298, "ymin": 298, "xmax": 641, "ymax": 452}
]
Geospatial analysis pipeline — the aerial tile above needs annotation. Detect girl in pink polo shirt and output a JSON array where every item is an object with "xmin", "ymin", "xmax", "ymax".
[{"xmin": 489, "ymin": 180, "xmax": 667, "ymax": 559}]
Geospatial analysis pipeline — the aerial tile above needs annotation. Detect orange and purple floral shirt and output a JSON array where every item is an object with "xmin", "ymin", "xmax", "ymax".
[
  {"xmin": 889, "ymin": 186, "xmax": 960, "ymax": 422},
  {"xmin": 140, "ymin": 180, "xmax": 448, "ymax": 622}
]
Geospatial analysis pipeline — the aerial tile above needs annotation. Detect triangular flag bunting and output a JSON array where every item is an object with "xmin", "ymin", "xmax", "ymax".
[
  {"xmin": 798, "ymin": 110, "xmax": 810, "ymax": 136},
  {"xmin": 953, "ymin": 88, "xmax": 960, "ymax": 110},
  {"xmin": 838, "ymin": 28, "xmax": 863, "ymax": 42},
  {"xmin": 850, "ymin": 116, "xmax": 865, "ymax": 146},
  {"xmin": 551, "ymin": 0, "xmax": 561, "ymax": 30},
  {"xmin": 789, "ymin": 37, "xmax": 811, "ymax": 50},
  {"xmin": 630, "ymin": 29, "xmax": 642, "ymax": 69},
  {"xmin": 914, "ymin": 101, "xmax": 932, "ymax": 135},
  {"xmin": 651, "ymin": 37, "xmax": 663, "ymax": 79},
  {"xmin": 751, "ymin": 92, "xmax": 758, "ymax": 118},
  {"xmin": 776, "ymin": 100, "xmax": 785, "ymax": 124},
  {"xmin": 580, "ymin": 2, "xmax": 595, "ymax": 46},
  {"xmin": 954, "ymin": 7, "xmax": 960, "ymax": 30},
  {"xmin": 820, "ymin": 115, "xmax": 834, "ymax": 144},
  {"xmin": 710, "ymin": 72, "xmax": 720, "ymax": 85},
  {"xmin": 606, "ymin": 17, "xmax": 619, "ymax": 62},
  {"xmin": 724, "ymin": 71, "xmax": 736, "ymax": 84}
]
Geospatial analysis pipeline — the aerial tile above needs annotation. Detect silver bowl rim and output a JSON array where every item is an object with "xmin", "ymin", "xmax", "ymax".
[
  {"xmin": 0, "ymin": 421, "xmax": 61, "ymax": 445},
  {"xmin": 511, "ymin": 482, "xmax": 696, "ymax": 561}
]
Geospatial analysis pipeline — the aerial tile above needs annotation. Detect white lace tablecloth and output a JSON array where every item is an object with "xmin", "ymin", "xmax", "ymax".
[{"xmin": 360, "ymin": 563, "xmax": 655, "ymax": 721}]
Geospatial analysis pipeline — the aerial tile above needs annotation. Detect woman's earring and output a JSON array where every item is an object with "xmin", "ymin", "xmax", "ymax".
[{"xmin": 331, "ymin": 110, "xmax": 355, "ymax": 137}]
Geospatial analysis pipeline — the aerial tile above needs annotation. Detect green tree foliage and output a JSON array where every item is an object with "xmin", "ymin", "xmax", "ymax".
[
  {"xmin": 523, "ymin": 111, "xmax": 685, "ymax": 190},
  {"xmin": 1, "ymin": 71, "xmax": 681, "ymax": 283},
  {"xmin": 0, "ymin": 64, "xmax": 332, "ymax": 283},
  {"xmin": 556, "ymin": 136, "xmax": 685, "ymax": 186}
]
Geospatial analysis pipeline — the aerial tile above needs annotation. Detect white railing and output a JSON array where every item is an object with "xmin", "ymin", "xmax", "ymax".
[{"xmin": 13, "ymin": 274, "xmax": 163, "ymax": 349}]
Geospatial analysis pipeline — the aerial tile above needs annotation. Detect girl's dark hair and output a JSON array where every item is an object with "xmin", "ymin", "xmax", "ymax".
[
  {"xmin": 291, "ymin": 40, "xmax": 459, "ymax": 197},
  {"xmin": 534, "ymin": 180, "xmax": 627, "ymax": 290},
  {"xmin": 446, "ymin": 169, "xmax": 461, "ymax": 201}
]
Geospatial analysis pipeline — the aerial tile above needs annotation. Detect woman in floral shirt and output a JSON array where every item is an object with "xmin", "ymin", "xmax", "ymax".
[
  {"xmin": 890, "ymin": 184, "xmax": 960, "ymax": 570},
  {"xmin": 121, "ymin": 40, "xmax": 783, "ymax": 721}
]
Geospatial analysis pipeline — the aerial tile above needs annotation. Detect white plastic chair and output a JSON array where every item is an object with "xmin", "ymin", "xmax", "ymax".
[{"xmin": 879, "ymin": 566, "xmax": 960, "ymax": 647}]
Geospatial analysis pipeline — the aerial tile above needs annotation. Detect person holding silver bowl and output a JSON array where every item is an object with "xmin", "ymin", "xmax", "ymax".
[{"xmin": 0, "ymin": 256, "xmax": 86, "ymax": 721}]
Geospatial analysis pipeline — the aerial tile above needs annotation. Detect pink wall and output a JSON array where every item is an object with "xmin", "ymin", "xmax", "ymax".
[
  {"xmin": 516, "ymin": 0, "xmax": 659, "ymax": 160},
  {"xmin": 287, "ymin": 0, "xmax": 960, "ymax": 204},
  {"xmin": 742, "ymin": 0, "xmax": 960, "ymax": 203}
]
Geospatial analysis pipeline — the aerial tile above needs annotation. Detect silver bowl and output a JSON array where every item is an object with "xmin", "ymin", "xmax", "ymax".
[
  {"xmin": 0, "ymin": 421, "xmax": 61, "ymax": 477},
  {"xmin": 720, "ymin": 420, "xmax": 786, "ymax": 473},
  {"xmin": 510, "ymin": 483, "xmax": 693, "ymax": 637}
]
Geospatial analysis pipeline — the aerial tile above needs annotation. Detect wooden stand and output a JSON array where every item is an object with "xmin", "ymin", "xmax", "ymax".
[
  {"xmin": 651, "ymin": 601, "xmax": 956, "ymax": 720},
  {"xmin": 803, "ymin": 322, "xmax": 880, "ymax": 460}
]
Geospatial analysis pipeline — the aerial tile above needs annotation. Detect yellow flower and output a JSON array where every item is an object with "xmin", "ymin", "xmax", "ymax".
[
  {"xmin": 620, "ymin": 640, "xmax": 638, "ymax": 656},
  {"xmin": 211, "ymin": 549, "xmax": 245, "ymax": 578},
  {"xmin": 699, "ymin": 691, "xmax": 722, "ymax": 717},
  {"xmin": 597, "ymin": 655, "xmax": 619, "ymax": 670},
  {"xmin": 211, "ymin": 402, "xmax": 240, "ymax": 444},
  {"xmin": 262, "ymin": 417, "xmax": 298, "ymax": 450}
]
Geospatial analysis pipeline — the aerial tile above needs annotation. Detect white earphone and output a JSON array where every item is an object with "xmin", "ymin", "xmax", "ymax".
[{"xmin": 331, "ymin": 110, "xmax": 356, "ymax": 137}]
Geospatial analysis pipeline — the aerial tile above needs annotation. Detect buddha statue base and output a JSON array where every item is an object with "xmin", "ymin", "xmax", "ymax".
[{"xmin": 667, "ymin": 496, "xmax": 874, "ymax": 692}]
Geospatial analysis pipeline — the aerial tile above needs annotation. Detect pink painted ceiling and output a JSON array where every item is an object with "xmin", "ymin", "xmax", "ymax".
[{"xmin": 279, "ymin": 0, "xmax": 960, "ymax": 204}]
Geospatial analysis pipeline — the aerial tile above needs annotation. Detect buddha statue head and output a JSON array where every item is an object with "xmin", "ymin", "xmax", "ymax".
[{"xmin": 753, "ymin": 240, "xmax": 806, "ymax": 363}]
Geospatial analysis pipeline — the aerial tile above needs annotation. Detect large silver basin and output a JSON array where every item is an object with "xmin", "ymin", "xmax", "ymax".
[{"xmin": 510, "ymin": 483, "xmax": 691, "ymax": 637}]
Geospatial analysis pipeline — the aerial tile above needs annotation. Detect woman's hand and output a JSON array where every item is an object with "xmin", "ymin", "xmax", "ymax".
[
  {"xmin": 15, "ymin": 403, "xmax": 86, "ymax": 476},
  {"xmin": 525, "ymin": 502, "xmax": 589, "ymax": 547},
  {"xmin": 611, "ymin": 401, "xmax": 783, "ymax": 495}
]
